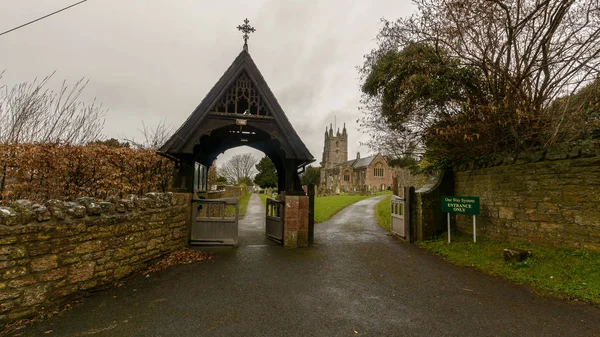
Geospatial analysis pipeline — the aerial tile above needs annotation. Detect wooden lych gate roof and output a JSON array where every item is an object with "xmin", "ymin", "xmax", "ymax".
[{"xmin": 159, "ymin": 49, "xmax": 314, "ymax": 166}]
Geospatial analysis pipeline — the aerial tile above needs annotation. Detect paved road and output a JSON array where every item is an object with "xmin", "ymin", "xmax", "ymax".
[{"xmin": 15, "ymin": 194, "xmax": 600, "ymax": 336}]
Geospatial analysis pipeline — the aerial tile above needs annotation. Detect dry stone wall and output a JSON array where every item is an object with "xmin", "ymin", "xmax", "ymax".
[
  {"xmin": 454, "ymin": 141, "xmax": 600, "ymax": 251},
  {"xmin": 0, "ymin": 192, "xmax": 191, "ymax": 324}
]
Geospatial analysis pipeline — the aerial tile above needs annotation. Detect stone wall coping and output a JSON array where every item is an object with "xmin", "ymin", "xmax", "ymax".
[
  {"xmin": 0, "ymin": 192, "xmax": 185, "ymax": 228},
  {"xmin": 454, "ymin": 139, "xmax": 600, "ymax": 172},
  {"xmin": 415, "ymin": 172, "xmax": 444, "ymax": 194}
]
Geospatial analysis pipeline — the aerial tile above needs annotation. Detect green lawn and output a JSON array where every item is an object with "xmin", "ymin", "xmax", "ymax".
[
  {"xmin": 373, "ymin": 195, "xmax": 600, "ymax": 305},
  {"xmin": 259, "ymin": 193, "xmax": 377, "ymax": 223},
  {"xmin": 377, "ymin": 190, "xmax": 393, "ymax": 196},
  {"xmin": 314, "ymin": 195, "xmax": 373, "ymax": 223},
  {"xmin": 258, "ymin": 193, "xmax": 269, "ymax": 207},
  {"xmin": 417, "ymin": 232, "xmax": 600, "ymax": 305},
  {"xmin": 375, "ymin": 195, "xmax": 392, "ymax": 231}
]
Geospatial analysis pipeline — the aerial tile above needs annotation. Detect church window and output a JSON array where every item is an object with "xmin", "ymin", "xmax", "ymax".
[
  {"xmin": 374, "ymin": 166, "xmax": 384, "ymax": 177},
  {"xmin": 344, "ymin": 174, "xmax": 350, "ymax": 182}
]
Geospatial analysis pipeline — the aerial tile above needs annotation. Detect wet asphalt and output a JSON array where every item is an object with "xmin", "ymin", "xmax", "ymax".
[{"xmin": 13, "ymin": 194, "xmax": 600, "ymax": 337}]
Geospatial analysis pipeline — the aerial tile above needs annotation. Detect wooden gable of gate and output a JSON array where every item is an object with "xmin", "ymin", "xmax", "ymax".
[{"xmin": 159, "ymin": 49, "xmax": 314, "ymax": 166}]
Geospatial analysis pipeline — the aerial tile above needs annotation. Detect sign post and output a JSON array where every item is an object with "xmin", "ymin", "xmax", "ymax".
[
  {"xmin": 441, "ymin": 196, "xmax": 480, "ymax": 243},
  {"xmin": 447, "ymin": 213, "xmax": 451, "ymax": 243},
  {"xmin": 473, "ymin": 216, "xmax": 477, "ymax": 242}
]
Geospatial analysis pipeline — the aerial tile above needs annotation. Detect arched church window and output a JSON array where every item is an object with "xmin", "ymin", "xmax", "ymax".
[{"xmin": 374, "ymin": 165, "xmax": 384, "ymax": 177}]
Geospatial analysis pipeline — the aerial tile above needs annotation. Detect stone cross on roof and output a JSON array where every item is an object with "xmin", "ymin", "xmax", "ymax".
[{"xmin": 237, "ymin": 18, "xmax": 256, "ymax": 52}]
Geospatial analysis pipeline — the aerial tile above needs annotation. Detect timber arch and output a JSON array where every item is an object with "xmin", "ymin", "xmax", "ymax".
[{"xmin": 159, "ymin": 49, "xmax": 314, "ymax": 248}]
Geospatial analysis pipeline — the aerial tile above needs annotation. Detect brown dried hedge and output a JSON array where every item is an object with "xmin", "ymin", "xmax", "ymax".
[{"xmin": 0, "ymin": 144, "xmax": 173, "ymax": 202}]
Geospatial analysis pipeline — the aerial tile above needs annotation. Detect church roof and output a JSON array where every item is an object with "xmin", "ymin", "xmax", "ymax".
[
  {"xmin": 159, "ymin": 49, "xmax": 314, "ymax": 165},
  {"xmin": 353, "ymin": 155, "xmax": 379, "ymax": 168},
  {"xmin": 336, "ymin": 154, "xmax": 380, "ymax": 169}
]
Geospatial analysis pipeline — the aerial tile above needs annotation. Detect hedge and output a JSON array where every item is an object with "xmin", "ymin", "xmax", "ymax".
[{"xmin": 0, "ymin": 144, "xmax": 173, "ymax": 202}]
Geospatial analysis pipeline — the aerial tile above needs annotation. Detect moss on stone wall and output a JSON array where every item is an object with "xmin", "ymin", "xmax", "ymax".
[
  {"xmin": 455, "ymin": 148, "xmax": 600, "ymax": 251},
  {"xmin": 0, "ymin": 193, "xmax": 191, "ymax": 324}
]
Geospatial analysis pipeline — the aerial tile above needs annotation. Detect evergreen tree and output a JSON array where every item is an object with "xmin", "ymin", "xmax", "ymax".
[
  {"xmin": 253, "ymin": 156, "xmax": 277, "ymax": 188},
  {"xmin": 300, "ymin": 166, "xmax": 320, "ymax": 186}
]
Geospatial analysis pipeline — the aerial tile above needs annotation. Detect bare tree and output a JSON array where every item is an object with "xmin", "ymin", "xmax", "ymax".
[
  {"xmin": 124, "ymin": 119, "xmax": 173, "ymax": 150},
  {"xmin": 358, "ymin": 96, "xmax": 425, "ymax": 160},
  {"xmin": 0, "ymin": 72, "xmax": 106, "ymax": 198},
  {"xmin": 360, "ymin": 0, "xmax": 600, "ymax": 164},
  {"xmin": 373, "ymin": 0, "xmax": 600, "ymax": 106},
  {"xmin": 218, "ymin": 153, "xmax": 258, "ymax": 185},
  {"xmin": 0, "ymin": 72, "xmax": 105, "ymax": 145}
]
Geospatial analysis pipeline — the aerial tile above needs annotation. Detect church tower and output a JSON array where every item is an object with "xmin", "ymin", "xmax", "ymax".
[{"xmin": 320, "ymin": 123, "xmax": 348, "ymax": 169}]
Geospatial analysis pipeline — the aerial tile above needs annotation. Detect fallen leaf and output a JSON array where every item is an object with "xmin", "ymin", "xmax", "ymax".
[
  {"xmin": 354, "ymin": 329, "xmax": 359, "ymax": 334},
  {"xmin": 44, "ymin": 330, "xmax": 54, "ymax": 334},
  {"xmin": 142, "ymin": 248, "xmax": 212, "ymax": 275}
]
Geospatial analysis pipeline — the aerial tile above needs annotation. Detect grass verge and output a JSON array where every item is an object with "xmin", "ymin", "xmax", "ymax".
[
  {"xmin": 258, "ymin": 193, "xmax": 269, "ymax": 207},
  {"xmin": 375, "ymin": 195, "xmax": 392, "ymax": 231},
  {"xmin": 417, "ymin": 232, "xmax": 600, "ymax": 305},
  {"xmin": 238, "ymin": 193, "xmax": 251, "ymax": 217}
]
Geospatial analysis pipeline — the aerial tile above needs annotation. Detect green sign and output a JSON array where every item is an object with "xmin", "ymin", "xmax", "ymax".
[{"xmin": 441, "ymin": 196, "xmax": 480, "ymax": 215}]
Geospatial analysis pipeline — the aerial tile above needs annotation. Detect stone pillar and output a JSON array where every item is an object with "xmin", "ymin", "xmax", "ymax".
[
  {"xmin": 283, "ymin": 195, "xmax": 309, "ymax": 248},
  {"xmin": 164, "ymin": 193, "xmax": 194, "ymax": 244},
  {"xmin": 413, "ymin": 171, "xmax": 454, "ymax": 241}
]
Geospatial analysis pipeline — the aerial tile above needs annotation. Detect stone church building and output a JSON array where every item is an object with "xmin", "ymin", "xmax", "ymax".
[{"xmin": 319, "ymin": 124, "xmax": 393, "ymax": 193}]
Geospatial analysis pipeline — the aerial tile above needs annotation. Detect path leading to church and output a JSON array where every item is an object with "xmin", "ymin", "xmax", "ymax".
[{"xmin": 15, "ymin": 195, "xmax": 600, "ymax": 336}]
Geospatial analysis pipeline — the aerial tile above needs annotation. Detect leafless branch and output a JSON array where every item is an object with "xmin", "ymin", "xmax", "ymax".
[
  {"xmin": 123, "ymin": 119, "xmax": 173, "ymax": 150},
  {"xmin": 359, "ymin": 0, "xmax": 600, "ymax": 164},
  {"xmin": 218, "ymin": 153, "xmax": 258, "ymax": 185},
  {"xmin": 0, "ymin": 72, "xmax": 105, "ymax": 145}
]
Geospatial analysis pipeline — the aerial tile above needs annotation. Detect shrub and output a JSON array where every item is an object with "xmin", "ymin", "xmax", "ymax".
[{"xmin": 0, "ymin": 143, "xmax": 173, "ymax": 201}]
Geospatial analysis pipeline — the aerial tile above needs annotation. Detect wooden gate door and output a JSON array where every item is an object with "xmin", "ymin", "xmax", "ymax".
[
  {"xmin": 391, "ymin": 187, "xmax": 410, "ymax": 240},
  {"xmin": 190, "ymin": 198, "xmax": 239, "ymax": 246},
  {"xmin": 265, "ymin": 198, "xmax": 284, "ymax": 244}
]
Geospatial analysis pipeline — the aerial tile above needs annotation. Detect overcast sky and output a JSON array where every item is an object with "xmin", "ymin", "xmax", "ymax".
[{"xmin": 0, "ymin": 0, "xmax": 415, "ymax": 167}]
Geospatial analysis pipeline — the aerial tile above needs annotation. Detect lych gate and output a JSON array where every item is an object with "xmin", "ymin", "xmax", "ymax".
[{"xmin": 158, "ymin": 20, "xmax": 314, "ymax": 248}]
